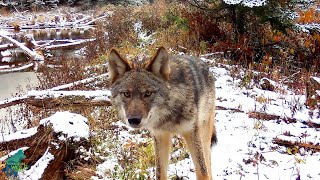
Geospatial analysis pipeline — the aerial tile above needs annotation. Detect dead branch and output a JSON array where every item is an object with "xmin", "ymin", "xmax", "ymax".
[
  {"xmin": 248, "ymin": 111, "xmax": 320, "ymax": 128},
  {"xmin": 0, "ymin": 95, "xmax": 28, "ymax": 109},
  {"xmin": 26, "ymin": 91, "xmax": 112, "ymax": 108},
  {"xmin": 0, "ymin": 31, "xmax": 44, "ymax": 61},
  {"xmin": 49, "ymin": 73, "xmax": 108, "ymax": 91},
  {"xmin": 216, "ymin": 107, "xmax": 320, "ymax": 128},
  {"xmin": 44, "ymin": 38, "xmax": 96, "ymax": 50},
  {"xmin": 0, "ymin": 62, "xmax": 34, "ymax": 74},
  {"xmin": 248, "ymin": 111, "xmax": 296, "ymax": 123},
  {"xmin": 72, "ymin": 16, "xmax": 92, "ymax": 26},
  {"xmin": 0, "ymin": 90, "xmax": 111, "ymax": 109},
  {"xmin": 83, "ymin": 14, "xmax": 109, "ymax": 26},
  {"xmin": 216, "ymin": 105, "xmax": 243, "ymax": 112},
  {"xmin": 273, "ymin": 137, "xmax": 320, "ymax": 153}
]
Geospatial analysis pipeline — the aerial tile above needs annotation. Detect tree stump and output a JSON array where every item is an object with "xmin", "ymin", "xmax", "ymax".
[{"xmin": 0, "ymin": 112, "xmax": 90, "ymax": 179}]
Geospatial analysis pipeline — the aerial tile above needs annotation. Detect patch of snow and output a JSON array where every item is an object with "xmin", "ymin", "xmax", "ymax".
[
  {"xmin": 275, "ymin": 134, "xmax": 300, "ymax": 142},
  {"xmin": 91, "ymin": 157, "xmax": 120, "ymax": 180},
  {"xmin": 0, "ymin": 127, "xmax": 37, "ymax": 143},
  {"xmin": 0, "ymin": 147, "xmax": 29, "ymax": 161},
  {"xmin": 133, "ymin": 21, "xmax": 155, "ymax": 49},
  {"xmin": 168, "ymin": 158, "xmax": 196, "ymax": 179},
  {"xmin": 0, "ymin": 50, "xmax": 11, "ymax": 57},
  {"xmin": 296, "ymin": 23, "xmax": 320, "ymax": 33},
  {"xmin": 312, "ymin": 76, "xmax": 320, "ymax": 83},
  {"xmin": 18, "ymin": 148, "xmax": 54, "ymax": 179},
  {"xmin": 0, "ymin": 65, "xmax": 10, "ymax": 69},
  {"xmin": 40, "ymin": 111, "xmax": 89, "ymax": 140}
]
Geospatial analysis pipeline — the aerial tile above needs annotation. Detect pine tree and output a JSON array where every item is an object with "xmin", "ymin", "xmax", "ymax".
[{"xmin": 187, "ymin": 0, "xmax": 315, "ymax": 40}]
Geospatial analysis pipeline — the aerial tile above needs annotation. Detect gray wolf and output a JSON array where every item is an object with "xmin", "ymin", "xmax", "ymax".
[{"xmin": 108, "ymin": 47, "xmax": 216, "ymax": 180}]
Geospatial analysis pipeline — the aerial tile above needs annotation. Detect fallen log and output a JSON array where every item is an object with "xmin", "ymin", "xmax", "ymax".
[
  {"xmin": 0, "ymin": 62, "xmax": 34, "ymax": 73},
  {"xmin": 0, "ymin": 38, "xmax": 95, "ymax": 52},
  {"xmin": 0, "ymin": 24, "xmax": 94, "ymax": 31},
  {"xmin": 0, "ymin": 90, "xmax": 112, "ymax": 109},
  {"xmin": 248, "ymin": 111, "xmax": 320, "ymax": 128},
  {"xmin": 0, "ymin": 95, "xmax": 28, "ymax": 109},
  {"xmin": 0, "ymin": 112, "xmax": 90, "ymax": 179},
  {"xmin": 0, "ymin": 30, "xmax": 44, "ymax": 61},
  {"xmin": 273, "ymin": 136, "xmax": 320, "ymax": 153},
  {"xmin": 26, "ymin": 90, "xmax": 112, "ymax": 108}
]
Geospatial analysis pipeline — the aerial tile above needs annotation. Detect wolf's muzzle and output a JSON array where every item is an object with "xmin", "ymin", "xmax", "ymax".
[{"xmin": 128, "ymin": 118, "xmax": 141, "ymax": 127}]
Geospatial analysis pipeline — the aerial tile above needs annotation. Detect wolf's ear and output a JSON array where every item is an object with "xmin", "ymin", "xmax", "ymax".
[
  {"xmin": 108, "ymin": 49, "xmax": 131, "ymax": 85},
  {"xmin": 146, "ymin": 47, "xmax": 170, "ymax": 81}
]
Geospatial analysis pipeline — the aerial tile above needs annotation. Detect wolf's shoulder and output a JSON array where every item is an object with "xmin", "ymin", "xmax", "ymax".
[{"xmin": 169, "ymin": 55, "xmax": 214, "ymax": 84}]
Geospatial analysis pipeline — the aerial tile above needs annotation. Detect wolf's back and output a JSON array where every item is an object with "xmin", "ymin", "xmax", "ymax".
[{"xmin": 169, "ymin": 55, "xmax": 215, "ymax": 107}]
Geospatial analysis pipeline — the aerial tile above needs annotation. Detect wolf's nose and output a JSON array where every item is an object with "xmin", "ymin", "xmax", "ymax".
[{"xmin": 128, "ymin": 118, "xmax": 141, "ymax": 126}]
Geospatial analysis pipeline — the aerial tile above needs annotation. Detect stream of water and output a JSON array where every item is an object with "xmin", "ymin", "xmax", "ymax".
[{"xmin": 0, "ymin": 72, "xmax": 39, "ymax": 133}]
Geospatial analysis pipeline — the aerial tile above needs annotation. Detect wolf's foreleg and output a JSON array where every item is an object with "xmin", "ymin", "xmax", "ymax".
[
  {"xmin": 153, "ymin": 133, "xmax": 172, "ymax": 180},
  {"xmin": 183, "ymin": 126, "xmax": 212, "ymax": 180}
]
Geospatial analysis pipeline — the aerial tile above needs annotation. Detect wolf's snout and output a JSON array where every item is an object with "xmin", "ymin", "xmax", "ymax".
[{"xmin": 128, "ymin": 118, "xmax": 141, "ymax": 127}]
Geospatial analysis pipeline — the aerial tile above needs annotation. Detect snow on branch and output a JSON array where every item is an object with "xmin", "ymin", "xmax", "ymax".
[
  {"xmin": 26, "ymin": 90, "xmax": 112, "ymax": 108},
  {"xmin": 223, "ymin": 0, "xmax": 267, "ymax": 8},
  {"xmin": 49, "ymin": 73, "xmax": 108, "ymax": 91},
  {"xmin": 0, "ymin": 63, "xmax": 34, "ymax": 73},
  {"xmin": 0, "ymin": 90, "xmax": 112, "ymax": 109}
]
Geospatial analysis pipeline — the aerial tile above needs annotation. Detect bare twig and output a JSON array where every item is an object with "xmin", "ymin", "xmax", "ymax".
[
  {"xmin": 83, "ymin": 14, "xmax": 110, "ymax": 26},
  {"xmin": 44, "ymin": 38, "xmax": 96, "ymax": 50},
  {"xmin": 49, "ymin": 73, "xmax": 108, "ymax": 91}
]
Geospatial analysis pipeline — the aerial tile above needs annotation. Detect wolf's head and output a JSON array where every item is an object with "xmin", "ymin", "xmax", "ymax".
[{"xmin": 108, "ymin": 47, "xmax": 170, "ymax": 129}]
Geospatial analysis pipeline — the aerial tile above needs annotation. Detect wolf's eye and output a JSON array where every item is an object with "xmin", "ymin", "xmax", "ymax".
[
  {"xmin": 123, "ymin": 92, "xmax": 131, "ymax": 98},
  {"xmin": 144, "ymin": 91, "xmax": 153, "ymax": 97}
]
